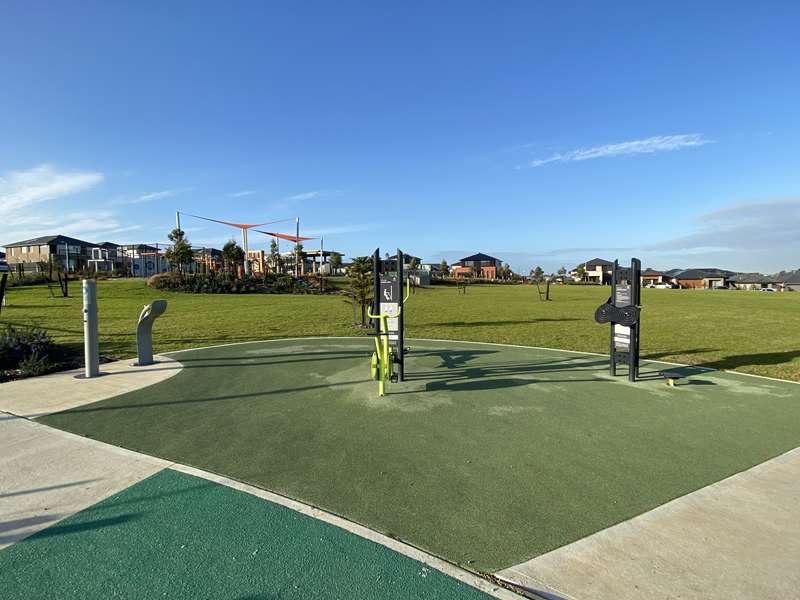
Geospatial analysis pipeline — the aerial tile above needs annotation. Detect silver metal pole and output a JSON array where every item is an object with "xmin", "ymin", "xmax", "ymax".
[
  {"xmin": 295, "ymin": 217, "xmax": 300, "ymax": 276},
  {"xmin": 242, "ymin": 228, "xmax": 250, "ymax": 275},
  {"xmin": 176, "ymin": 211, "xmax": 181, "ymax": 231},
  {"xmin": 82, "ymin": 279, "xmax": 99, "ymax": 378}
]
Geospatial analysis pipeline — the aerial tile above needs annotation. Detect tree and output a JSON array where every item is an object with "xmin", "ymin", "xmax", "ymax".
[
  {"xmin": 347, "ymin": 256, "xmax": 373, "ymax": 326},
  {"xmin": 498, "ymin": 263, "xmax": 513, "ymax": 280},
  {"xmin": 269, "ymin": 238, "xmax": 281, "ymax": 273},
  {"xmin": 575, "ymin": 264, "xmax": 586, "ymax": 282},
  {"xmin": 533, "ymin": 266, "xmax": 544, "ymax": 282},
  {"xmin": 329, "ymin": 251, "xmax": 342, "ymax": 273},
  {"xmin": 222, "ymin": 239, "xmax": 245, "ymax": 274},
  {"xmin": 558, "ymin": 265, "xmax": 567, "ymax": 276},
  {"xmin": 408, "ymin": 257, "xmax": 418, "ymax": 272},
  {"xmin": 438, "ymin": 259, "xmax": 449, "ymax": 277},
  {"xmin": 165, "ymin": 228, "xmax": 194, "ymax": 275}
]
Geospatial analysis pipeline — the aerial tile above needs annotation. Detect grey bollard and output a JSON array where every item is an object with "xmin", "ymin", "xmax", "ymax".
[
  {"xmin": 135, "ymin": 300, "xmax": 167, "ymax": 366},
  {"xmin": 82, "ymin": 279, "xmax": 100, "ymax": 378}
]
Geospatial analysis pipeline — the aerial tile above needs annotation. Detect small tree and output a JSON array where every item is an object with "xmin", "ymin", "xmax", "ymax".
[
  {"xmin": 222, "ymin": 239, "xmax": 245, "ymax": 274},
  {"xmin": 408, "ymin": 257, "xmax": 418, "ymax": 272},
  {"xmin": 558, "ymin": 265, "xmax": 567, "ymax": 276},
  {"xmin": 533, "ymin": 266, "xmax": 544, "ymax": 282},
  {"xmin": 438, "ymin": 259, "xmax": 448, "ymax": 277},
  {"xmin": 294, "ymin": 242, "xmax": 304, "ymax": 276},
  {"xmin": 269, "ymin": 238, "xmax": 281, "ymax": 273},
  {"xmin": 347, "ymin": 256, "xmax": 373, "ymax": 326},
  {"xmin": 575, "ymin": 264, "xmax": 586, "ymax": 282},
  {"xmin": 329, "ymin": 251, "xmax": 342, "ymax": 274},
  {"xmin": 165, "ymin": 228, "xmax": 194, "ymax": 275}
]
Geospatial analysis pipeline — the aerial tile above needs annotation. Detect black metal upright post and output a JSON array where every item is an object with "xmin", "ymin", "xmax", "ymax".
[
  {"xmin": 373, "ymin": 248, "xmax": 381, "ymax": 337},
  {"xmin": 397, "ymin": 248, "xmax": 405, "ymax": 381},
  {"xmin": 610, "ymin": 259, "xmax": 618, "ymax": 377},
  {"xmin": 630, "ymin": 257, "xmax": 641, "ymax": 382}
]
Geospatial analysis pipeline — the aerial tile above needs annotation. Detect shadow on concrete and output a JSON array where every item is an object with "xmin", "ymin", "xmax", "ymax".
[{"xmin": 0, "ymin": 479, "xmax": 99, "ymax": 499}]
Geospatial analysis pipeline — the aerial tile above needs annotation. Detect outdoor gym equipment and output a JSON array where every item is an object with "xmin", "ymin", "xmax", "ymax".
[
  {"xmin": 82, "ymin": 279, "xmax": 100, "ymax": 378},
  {"xmin": 368, "ymin": 248, "xmax": 410, "ymax": 396},
  {"xmin": 135, "ymin": 299, "xmax": 167, "ymax": 366},
  {"xmin": 594, "ymin": 258, "xmax": 641, "ymax": 382},
  {"xmin": 661, "ymin": 371, "xmax": 683, "ymax": 386}
]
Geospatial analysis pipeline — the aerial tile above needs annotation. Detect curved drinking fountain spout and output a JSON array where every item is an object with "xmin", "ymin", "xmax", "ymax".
[{"xmin": 135, "ymin": 300, "xmax": 167, "ymax": 366}]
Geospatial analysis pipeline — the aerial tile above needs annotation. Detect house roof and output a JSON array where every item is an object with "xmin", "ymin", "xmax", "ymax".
[
  {"xmin": 729, "ymin": 273, "xmax": 782, "ymax": 284},
  {"xmin": 460, "ymin": 252, "xmax": 500, "ymax": 263},
  {"xmin": 782, "ymin": 271, "xmax": 800, "ymax": 284},
  {"xmin": 98, "ymin": 241, "xmax": 120, "ymax": 248},
  {"xmin": 3, "ymin": 234, "xmax": 96, "ymax": 248},
  {"xmin": 641, "ymin": 268, "xmax": 664, "ymax": 276},
  {"xmin": 674, "ymin": 268, "xmax": 735, "ymax": 280}
]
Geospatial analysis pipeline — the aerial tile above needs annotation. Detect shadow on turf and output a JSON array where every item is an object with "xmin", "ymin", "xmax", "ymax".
[
  {"xmin": 26, "ymin": 514, "xmax": 142, "ymax": 540},
  {"xmin": 424, "ymin": 318, "xmax": 582, "ymax": 328},
  {"xmin": 698, "ymin": 350, "xmax": 800, "ymax": 371}
]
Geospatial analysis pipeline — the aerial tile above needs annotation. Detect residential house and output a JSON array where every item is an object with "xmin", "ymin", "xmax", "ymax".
[
  {"xmin": 451, "ymin": 253, "xmax": 502, "ymax": 279},
  {"xmin": 87, "ymin": 242, "xmax": 127, "ymax": 273},
  {"xmin": 641, "ymin": 269, "xmax": 667, "ymax": 286},
  {"xmin": 194, "ymin": 248, "xmax": 224, "ymax": 272},
  {"xmin": 571, "ymin": 258, "xmax": 613, "ymax": 284},
  {"xmin": 119, "ymin": 244, "xmax": 171, "ymax": 277},
  {"xmin": 671, "ymin": 268, "xmax": 735, "ymax": 289},
  {"xmin": 781, "ymin": 271, "xmax": 800, "ymax": 292},
  {"xmin": 729, "ymin": 273, "xmax": 783, "ymax": 291},
  {"xmin": 2, "ymin": 235, "xmax": 95, "ymax": 273}
]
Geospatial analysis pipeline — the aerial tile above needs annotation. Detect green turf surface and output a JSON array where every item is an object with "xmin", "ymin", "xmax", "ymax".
[
  {"xmin": 39, "ymin": 338, "xmax": 800, "ymax": 571},
  {"xmin": 3, "ymin": 279, "xmax": 800, "ymax": 380},
  {"xmin": 0, "ymin": 468, "xmax": 494, "ymax": 600}
]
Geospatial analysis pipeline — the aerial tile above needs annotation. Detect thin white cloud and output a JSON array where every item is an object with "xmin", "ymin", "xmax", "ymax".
[
  {"xmin": 529, "ymin": 134, "xmax": 713, "ymax": 167},
  {"xmin": 645, "ymin": 197, "xmax": 800, "ymax": 253},
  {"xmin": 0, "ymin": 164, "xmax": 103, "ymax": 219},
  {"xmin": 119, "ymin": 187, "xmax": 192, "ymax": 205},
  {"xmin": 283, "ymin": 189, "xmax": 342, "ymax": 202},
  {"xmin": 230, "ymin": 190, "xmax": 256, "ymax": 198}
]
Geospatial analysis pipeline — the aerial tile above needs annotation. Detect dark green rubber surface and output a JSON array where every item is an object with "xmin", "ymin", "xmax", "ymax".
[
  {"xmin": 39, "ymin": 338, "xmax": 800, "ymax": 571},
  {"xmin": 0, "ymin": 468, "xmax": 494, "ymax": 599}
]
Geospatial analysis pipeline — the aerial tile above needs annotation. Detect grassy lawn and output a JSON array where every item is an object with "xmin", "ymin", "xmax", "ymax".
[{"xmin": 2, "ymin": 279, "xmax": 799, "ymax": 380}]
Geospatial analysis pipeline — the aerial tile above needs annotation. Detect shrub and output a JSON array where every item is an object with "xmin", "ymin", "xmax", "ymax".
[
  {"xmin": 146, "ymin": 271, "xmax": 317, "ymax": 294},
  {"xmin": 6, "ymin": 273, "xmax": 51, "ymax": 288},
  {"xmin": 0, "ymin": 324, "xmax": 55, "ymax": 370}
]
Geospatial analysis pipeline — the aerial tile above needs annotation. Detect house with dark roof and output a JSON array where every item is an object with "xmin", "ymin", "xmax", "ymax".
[
  {"xmin": 728, "ymin": 273, "xmax": 783, "ymax": 291},
  {"xmin": 671, "ymin": 268, "xmax": 736, "ymax": 289},
  {"xmin": 2, "ymin": 234, "xmax": 96, "ymax": 273},
  {"xmin": 451, "ymin": 253, "xmax": 502, "ymax": 279},
  {"xmin": 570, "ymin": 258, "xmax": 613, "ymax": 284},
  {"xmin": 780, "ymin": 271, "xmax": 800, "ymax": 292},
  {"xmin": 641, "ymin": 269, "xmax": 667, "ymax": 286}
]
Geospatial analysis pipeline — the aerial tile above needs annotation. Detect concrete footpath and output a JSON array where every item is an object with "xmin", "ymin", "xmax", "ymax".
[
  {"xmin": 498, "ymin": 446, "xmax": 800, "ymax": 600},
  {"xmin": 0, "ymin": 357, "xmax": 181, "ymax": 547},
  {"xmin": 0, "ymin": 356, "xmax": 181, "ymax": 418}
]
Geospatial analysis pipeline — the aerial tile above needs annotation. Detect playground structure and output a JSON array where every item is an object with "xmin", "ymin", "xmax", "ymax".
[
  {"xmin": 176, "ymin": 211, "xmax": 293, "ymax": 275},
  {"xmin": 594, "ymin": 258, "xmax": 642, "ymax": 382},
  {"xmin": 368, "ymin": 248, "xmax": 410, "ymax": 396}
]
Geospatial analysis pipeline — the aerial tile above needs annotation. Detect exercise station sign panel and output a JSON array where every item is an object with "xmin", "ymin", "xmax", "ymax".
[
  {"xmin": 613, "ymin": 324, "xmax": 631, "ymax": 351},
  {"xmin": 380, "ymin": 278, "xmax": 400, "ymax": 342}
]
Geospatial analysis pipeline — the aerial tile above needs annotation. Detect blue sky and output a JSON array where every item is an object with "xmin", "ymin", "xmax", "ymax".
[{"xmin": 1, "ymin": 1, "xmax": 799, "ymax": 273}]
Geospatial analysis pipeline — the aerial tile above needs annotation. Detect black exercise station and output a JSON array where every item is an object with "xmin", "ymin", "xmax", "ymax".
[{"xmin": 594, "ymin": 258, "xmax": 642, "ymax": 382}]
